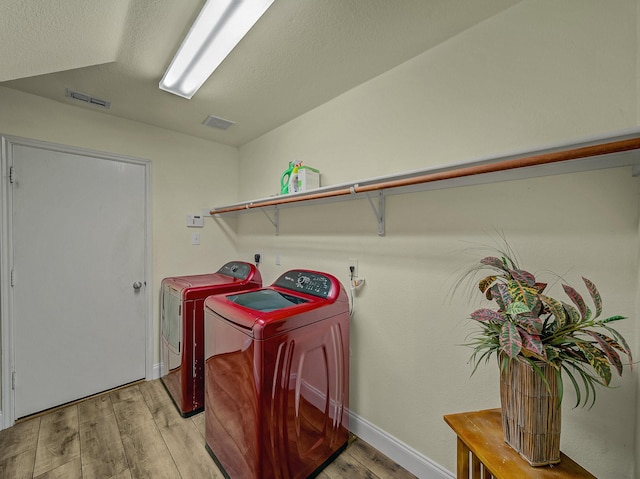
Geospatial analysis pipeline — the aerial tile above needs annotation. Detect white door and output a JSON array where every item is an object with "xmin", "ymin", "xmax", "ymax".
[{"xmin": 11, "ymin": 143, "xmax": 148, "ymax": 418}]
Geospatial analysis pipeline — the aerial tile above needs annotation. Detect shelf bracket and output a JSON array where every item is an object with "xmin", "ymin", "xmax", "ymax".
[
  {"xmin": 261, "ymin": 206, "xmax": 280, "ymax": 236},
  {"xmin": 366, "ymin": 190, "xmax": 385, "ymax": 236}
]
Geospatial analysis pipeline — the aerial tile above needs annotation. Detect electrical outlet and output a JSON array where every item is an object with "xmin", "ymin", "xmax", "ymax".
[{"xmin": 348, "ymin": 258, "xmax": 358, "ymax": 278}]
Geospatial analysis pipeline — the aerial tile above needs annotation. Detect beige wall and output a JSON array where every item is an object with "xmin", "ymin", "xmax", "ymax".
[
  {"xmin": 237, "ymin": 1, "xmax": 639, "ymax": 477},
  {"xmin": 0, "ymin": 85, "xmax": 241, "ymax": 370}
]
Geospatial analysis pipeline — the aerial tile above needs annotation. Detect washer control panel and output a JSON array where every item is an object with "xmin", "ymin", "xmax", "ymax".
[
  {"xmin": 218, "ymin": 261, "xmax": 251, "ymax": 280},
  {"xmin": 274, "ymin": 270, "xmax": 333, "ymax": 298}
]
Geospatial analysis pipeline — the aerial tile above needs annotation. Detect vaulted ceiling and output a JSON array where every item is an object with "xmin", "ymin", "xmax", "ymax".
[{"xmin": 0, "ymin": 0, "xmax": 519, "ymax": 147}]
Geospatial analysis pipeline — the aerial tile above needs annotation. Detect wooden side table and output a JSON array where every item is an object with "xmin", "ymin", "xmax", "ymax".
[{"xmin": 443, "ymin": 409, "xmax": 596, "ymax": 479}]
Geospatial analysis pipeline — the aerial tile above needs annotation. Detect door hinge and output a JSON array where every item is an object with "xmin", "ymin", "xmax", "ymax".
[
  {"xmin": 10, "ymin": 269, "xmax": 14, "ymax": 287},
  {"xmin": 12, "ymin": 371, "xmax": 16, "ymax": 390},
  {"xmin": 9, "ymin": 166, "xmax": 15, "ymax": 184}
]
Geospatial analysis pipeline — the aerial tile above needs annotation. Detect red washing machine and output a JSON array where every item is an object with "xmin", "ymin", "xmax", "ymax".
[
  {"xmin": 203, "ymin": 269, "xmax": 350, "ymax": 479},
  {"xmin": 160, "ymin": 261, "xmax": 262, "ymax": 417}
]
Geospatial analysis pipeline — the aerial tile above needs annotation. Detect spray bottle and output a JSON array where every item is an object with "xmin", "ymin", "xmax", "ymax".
[{"xmin": 288, "ymin": 162, "xmax": 301, "ymax": 194}]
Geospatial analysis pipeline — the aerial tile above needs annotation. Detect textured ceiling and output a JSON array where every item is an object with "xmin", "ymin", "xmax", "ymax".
[{"xmin": 0, "ymin": 0, "xmax": 519, "ymax": 147}]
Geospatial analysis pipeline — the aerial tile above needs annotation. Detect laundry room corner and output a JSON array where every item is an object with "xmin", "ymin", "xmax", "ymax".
[{"xmin": 0, "ymin": 1, "xmax": 639, "ymax": 477}]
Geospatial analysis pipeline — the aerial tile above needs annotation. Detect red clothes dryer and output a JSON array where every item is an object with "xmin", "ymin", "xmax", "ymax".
[
  {"xmin": 203, "ymin": 269, "xmax": 350, "ymax": 479},
  {"xmin": 160, "ymin": 261, "xmax": 262, "ymax": 417}
]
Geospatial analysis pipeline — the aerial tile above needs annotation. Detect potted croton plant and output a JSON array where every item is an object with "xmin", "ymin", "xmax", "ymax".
[{"xmin": 460, "ymin": 250, "xmax": 633, "ymax": 466}]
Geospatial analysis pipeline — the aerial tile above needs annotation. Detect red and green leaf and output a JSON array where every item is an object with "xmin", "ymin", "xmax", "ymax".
[
  {"xmin": 602, "ymin": 324, "xmax": 633, "ymax": 370},
  {"xmin": 519, "ymin": 329, "xmax": 546, "ymax": 359},
  {"xmin": 576, "ymin": 342, "xmax": 612, "ymax": 386},
  {"xmin": 471, "ymin": 308, "xmax": 504, "ymax": 323},
  {"xmin": 584, "ymin": 331, "xmax": 623, "ymax": 376},
  {"xmin": 515, "ymin": 314, "xmax": 544, "ymax": 335},
  {"xmin": 510, "ymin": 269, "xmax": 535, "ymax": 287},
  {"xmin": 499, "ymin": 322, "xmax": 522, "ymax": 358},
  {"xmin": 489, "ymin": 283, "xmax": 512, "ymax": 311},
  {"xmin": 533, "ymin": 282, "xmax": 547, "ymax": 294},
  {"xmin": 582, "ymin": 277, "xmax": 602, "ymax": 319},
  {"xmin": 563, "ymin": 284, "xmax": 590, "ymax": 321},
  {"xmin": 481, "ymin": 256, "xmax": 509, "ymax": 272}
]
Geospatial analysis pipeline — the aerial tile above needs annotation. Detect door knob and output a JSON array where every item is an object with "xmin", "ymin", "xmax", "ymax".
[{"xmin": 133, "ymin": 281, "xmax": 143, "ymax": 290}]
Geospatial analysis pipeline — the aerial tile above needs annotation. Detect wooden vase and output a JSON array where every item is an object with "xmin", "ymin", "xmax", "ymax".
[{"xmin": 499, "ymin": 354, "xmax": 561, "ymax": 466}]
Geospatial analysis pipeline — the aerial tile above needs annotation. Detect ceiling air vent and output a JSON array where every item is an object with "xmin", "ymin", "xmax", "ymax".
[
  {"xmin": 66, "ymin": 89, "xmax": 111, "ymax": 109},
  {"xmin": 203, "ymin": 115, "xmax": 235, "ymax": 130}
]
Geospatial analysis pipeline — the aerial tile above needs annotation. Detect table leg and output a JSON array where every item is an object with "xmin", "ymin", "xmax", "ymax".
[{"xmin": 457, "ymin": 437, "xmax": 470, "ymax": 479}]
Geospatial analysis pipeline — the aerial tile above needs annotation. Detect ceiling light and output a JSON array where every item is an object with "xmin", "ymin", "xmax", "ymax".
[{"xmin": 159, "ymin": 0, "xmax": 274, "ymax": 99}]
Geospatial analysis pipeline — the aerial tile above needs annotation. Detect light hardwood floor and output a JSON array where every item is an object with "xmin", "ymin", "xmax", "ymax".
[{"xmin": 0, "ymin": 379, "xmax": 417, "ymax": 479}]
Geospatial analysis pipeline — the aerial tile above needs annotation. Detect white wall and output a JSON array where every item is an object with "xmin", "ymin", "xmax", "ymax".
[
  {"xmin": 0, "ymin": 85, "xmax": 241, "ymax": 371},
  {"xmin": 236, "ymin": 1, "xmax": 639, "ymax": 477}
]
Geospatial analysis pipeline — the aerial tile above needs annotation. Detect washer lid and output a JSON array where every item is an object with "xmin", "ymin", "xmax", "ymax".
[{"xmin": 226, "ymin": 289, "xmax": 310, "ymax": 312}]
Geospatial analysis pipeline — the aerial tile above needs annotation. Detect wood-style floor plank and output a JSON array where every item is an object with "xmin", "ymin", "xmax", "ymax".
[
  {"xmin": 33, "ymin": 456, "xmax": 82, "ymax": 479},
  {"xmin": 110, "ymin": 386, "xmax": 155, "ymax": 436},
  {"xmin": 109, "ymin": 470, "xmax": 133, "ymax": 479},
  {"xmin": 139, "ymin": 379, "xmax": 224, "ymax": 479},
  {"xmin": 138, "ymin": 380, "xmax": 181, "ymax": 428},
  {"xmin": 77, "ymin": 393, "xmax": 114, "ymax": 425},
  {"xmin": 0, "ymin": 448, "xmax": 36, "ymax": 479},
  {"xmin": 320, "ymin": 449, "xmax": 378, "ymax": 479},
  {"xmin": 347, "ymin": 439, "xmax": 418, "ymax": 479},
  {"xmin": 79, "ymin": 412, "xmax": 128, "ymax": 479},
  {"xmin": 0, "ymin": 416, "xmax": 40, "ymax": 463},
  {"xmin": 118, "ymin": 422, "xmax": 181, "ymax": 479},
  {"xmin": 112, "ymin": 386, "xmax": 180, "ymax": 479},
  {"xmin": 155, "ymin": 415, "xmax": 223, "ymax": 479},
  {"xmin": 32, "ymin": 406, "xmax": 80, "ymax": 477}
]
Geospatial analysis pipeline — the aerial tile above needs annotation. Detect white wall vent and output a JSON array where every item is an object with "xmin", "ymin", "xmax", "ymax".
[
  {"xmin": 66, "ymin": 89, "xmax": 111, "ymax": 109},
  {"xmin": 203, "ymin": 115, "xmax": 235, "ymax": 130}
]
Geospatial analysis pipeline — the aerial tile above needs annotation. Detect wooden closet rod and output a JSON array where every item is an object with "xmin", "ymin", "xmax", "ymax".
[{"xmin": 211, "ymin": 137, "xmax": 640, "ymax": 215}]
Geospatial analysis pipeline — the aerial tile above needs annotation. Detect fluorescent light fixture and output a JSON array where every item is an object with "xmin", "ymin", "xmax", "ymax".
[{"xmin": 160, "ymin": 0, "xmax": 274, "ymax": 99}]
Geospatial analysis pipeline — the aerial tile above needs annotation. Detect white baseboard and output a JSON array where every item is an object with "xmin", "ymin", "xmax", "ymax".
[
  {"xmin": 349, "ymin": 411, "xmax": 454, "ymax": 479},
  {"xmin": 296, "ymin": 374, "xmax": 453, "ymax": 478}
]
